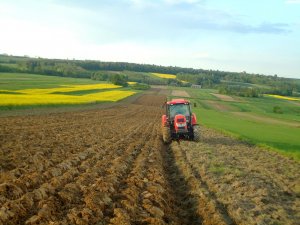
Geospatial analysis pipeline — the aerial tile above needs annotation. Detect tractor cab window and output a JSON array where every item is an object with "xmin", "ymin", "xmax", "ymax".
[{"xmin": 169, "ymin": 104, "xmax": 190, "ymax": 118}]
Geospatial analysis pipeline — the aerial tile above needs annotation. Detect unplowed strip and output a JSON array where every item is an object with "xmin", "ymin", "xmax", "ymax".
[
  {"xmin": 173, "ymin": 127, "xmax": 300, "ymax": 225},
  {"xmin": 169, "ymin": 142, "xmax": 236, "ymax": 225}
]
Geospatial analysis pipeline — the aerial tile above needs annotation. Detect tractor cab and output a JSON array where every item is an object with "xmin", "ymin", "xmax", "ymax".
[
  {"xmin": 168, "ymin": 100, "xmax": 191, "ymax": 119},
  {"xmin": 162, "ymin": 99, "xmax": 200, "ymax": 143}
]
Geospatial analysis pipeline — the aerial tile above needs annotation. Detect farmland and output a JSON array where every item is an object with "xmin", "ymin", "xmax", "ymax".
[
  {"xmin": 0, "ymin": 73, "xmax": 136, "ymax": 109},
  {"xmin": 0, "ymin": 73, "xmax": 103, "ymax": 90},
  {"xmin": 1, "ymin": 0, "xmax": 300, "ymax": 223},
  {"xmin": 170, "ymin": 87, "xmax": 300, "ymax": 160},
  {"xmin": 151, "ymin": 73, "xmax": 177, "ymax": 79},
  {"xmin": 0, "ymin": 71, "xmax": 299, "ymax": 224},
  {"xmin": 0, "ymin": 90, "xmax": 299, "ymax": 225},
  {"xmin": 267, "ymin": 94, "xmax": 300, "ymax": 101}
]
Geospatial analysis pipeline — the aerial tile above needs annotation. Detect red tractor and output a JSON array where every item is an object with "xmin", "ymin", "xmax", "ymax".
[{"xmin": 161, "ymin": 98, "xmax": 200, "ymax": 143}]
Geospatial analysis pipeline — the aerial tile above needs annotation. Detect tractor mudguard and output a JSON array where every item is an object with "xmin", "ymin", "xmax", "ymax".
[
  {"xmin": 191, "ymin": 113, "xmax": 198, "ymax": 126},
  {"xmin": 162, "ymin": 115, "xmax": 168, "ymax": 127}
]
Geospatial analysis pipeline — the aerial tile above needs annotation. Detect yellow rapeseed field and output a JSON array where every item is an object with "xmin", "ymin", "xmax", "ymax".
[
  {"xmin": 0, "ymin": 84, "xmax": 135, "ymax": 106},
  {"xmin": 266, "ymin": 94, "xmax": 300, "ymax": 101},
  {"xmin": 127, "ymin": 82, "xmax": 137, "ymax": 85},
  {"xmin": 151, "ymin": 73, "xmax": 176, "ymax": 79},
  {"xmin": 179, "ymin": 80, "xmax": 189, "ymax": 83},
  {"xmin": 17, "ymin": 83, "xmax": 120, "ymax": 95},
  {"xmin": 151, "ymin": 73, "xmax": 188, "ymax": 83}
]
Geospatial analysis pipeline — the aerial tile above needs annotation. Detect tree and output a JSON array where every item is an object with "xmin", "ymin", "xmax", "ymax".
[{"xmin": 110, "ymin": 74, "xmax": 128, "ymax": 87}]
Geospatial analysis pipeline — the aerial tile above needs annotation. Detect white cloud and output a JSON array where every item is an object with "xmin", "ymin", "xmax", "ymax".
[
  {"xmin": 0, "ymin": 0, "xmax": 299, "ymax": 78},
  {"xmin": 0, "ymin": 18, "xmax": 79, "ymax": 58}
]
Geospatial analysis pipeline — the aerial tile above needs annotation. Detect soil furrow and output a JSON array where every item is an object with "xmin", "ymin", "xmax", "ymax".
[
  {"xmin": 161, "ymin": 144, "xmax": 203, "ymax": 224},
  {"xmin": 1, "ymin": 92, "xmax": 299, "ymax": 225},
  {"xmin": 181, "ymin": 127, "xmax": 300, "ymax": 225},
  {"xmin": 175, "ymin": 142, "xmax": 237, "ymax": 225}
]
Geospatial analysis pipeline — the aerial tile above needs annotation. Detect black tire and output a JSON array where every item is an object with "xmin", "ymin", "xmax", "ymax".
[
  {"xmin": 193, "ymin": 125, "xmax": 200, "ymax": 142},
  {"xmin": 162, "ymin": 126, "xmax": 172, "ymax": 144}
]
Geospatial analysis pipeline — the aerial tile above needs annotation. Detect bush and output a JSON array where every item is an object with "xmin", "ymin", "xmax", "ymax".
[
  {"xmin": 218, "ymin": 85, "xmax": 261, "ymax": 97},
  {"xmin": 273, "ymin": 106, "xmax": 283, "ymax": 114},
  {"xmin": 110, "ymin": 74, "xmax": 128, "ymax": 87},
  {"xmin": 131, "ymin": 83, "xmax": 150, "ymax": 90}
]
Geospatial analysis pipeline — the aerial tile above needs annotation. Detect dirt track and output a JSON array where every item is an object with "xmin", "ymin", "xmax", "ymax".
[{"xmin": 0, "ymin": 91, "xmax": 299, "ymax": 225}]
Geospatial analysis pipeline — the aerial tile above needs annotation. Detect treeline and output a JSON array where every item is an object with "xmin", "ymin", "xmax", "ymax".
[
  {"xmin": 177, "ymin": 73, "xmax": 221, "ymax": 88},
  {"xmin": 218, "ymin": 85, "xmax": 261, "ymax": 97},
  {"xmin": 91, "ymin": 71, "xmax": 165, "ymax": 85},
  {"xmin": 177, "ymin": 72, "xmax": 300, "ymax": 97},
  {"xmin": 264, "ymin": 82, "xmax": 296, "ymax": 96},
  {"xmin": 0, "ymin": 55, "xmax": 207, "ymax": 77},
  {"xmin": 0, "ymin": 60, "xmax": 90, "ymax": 78},
  {"xmin": 91, "ymin": 72, "xmax": 151, "ymax": 89},
  {"xmin": 0, "ymin": 56, "xmax": 184, "ymax": 85},
  {"xmin": 218, "ymin": 82, "xmax": 300, "ymax": 98},
  {"xmin": 0, "ymin": 54, "xmax": 299, "ymax": 96}
]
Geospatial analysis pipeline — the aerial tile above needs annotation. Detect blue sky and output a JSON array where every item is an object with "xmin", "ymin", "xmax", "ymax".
[{"xmin": 0, "ymin": 0, "xmax": 299, "ymax": 78}]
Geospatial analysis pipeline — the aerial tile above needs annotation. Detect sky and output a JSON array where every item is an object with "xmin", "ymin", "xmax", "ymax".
[{"xmin": 0, "ymin": 0, "xmax": 299, "ymax": 78}]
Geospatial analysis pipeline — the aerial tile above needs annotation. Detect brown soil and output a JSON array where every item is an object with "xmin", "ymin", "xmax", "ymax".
[
  {"xmin": 0, "ymin": 90, "xmax": 299, "ymax": 225},
  {"xmin": 205, "ymin": 100, "xmax": 234, "ymax": 112},
  {"xmin": 171, "ymin": 127, "xmax": 300, "ymax": 225},
  {"xmin": 159, "ymin": 89, "xmax": 171, "ymax": 96},
  {"xmin": 151, "ymin": 85, "xmax": 168, "ymax": 89},
  {"xmin": 171, "ymin": 90, "xmax": 190, "ymax": 97},
  {"xmin": 211, "ymin": 93, "xmax": 238, "ymax": 102}
]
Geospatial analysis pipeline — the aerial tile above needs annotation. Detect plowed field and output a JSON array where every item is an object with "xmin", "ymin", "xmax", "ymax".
[{"xmin": 0, "ymin": 91, "xmax": 299, "ymax": 225}]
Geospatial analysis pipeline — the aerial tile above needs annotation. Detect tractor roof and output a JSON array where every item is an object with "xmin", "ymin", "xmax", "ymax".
[{"xmin": 167, "ymin": 99, "xmax": 190, "ymax": 105}]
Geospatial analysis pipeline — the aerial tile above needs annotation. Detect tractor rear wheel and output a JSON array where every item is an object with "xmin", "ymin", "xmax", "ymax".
[
  {"xmin": 162, "ymin": 126, "xmax": 171, "ymax": 144},
  {"xmin": 193, "ymin": 126, "xmax": 200, "ymax": 142}
]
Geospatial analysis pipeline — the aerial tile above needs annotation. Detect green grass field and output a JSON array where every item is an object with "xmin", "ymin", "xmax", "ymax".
[
  {"xmin": 0, "ymin": 72, "xmax": 105, "ymax": 90},
  {"xmin": 169, "ymin": 87, "xmax": 300, "ymax": 160}
]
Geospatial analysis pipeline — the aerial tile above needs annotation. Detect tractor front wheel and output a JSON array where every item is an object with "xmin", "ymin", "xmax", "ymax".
[
  {"xmin": 193, "ymin": 126, "xmax": 200, "ymax": 142},
  {"xmin": 162, "ymin": 126, "xmax": 171, "ymax": 144}
]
